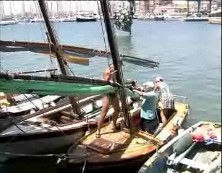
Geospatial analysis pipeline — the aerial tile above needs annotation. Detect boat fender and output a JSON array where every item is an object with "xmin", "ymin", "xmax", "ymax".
[
  {"xmin": 172, "ymin": 133, "xmax": 193, "ymax": 156},
  {"xmin": 191, "ymin": 127, "xmax": 204, "ymax": 142}
]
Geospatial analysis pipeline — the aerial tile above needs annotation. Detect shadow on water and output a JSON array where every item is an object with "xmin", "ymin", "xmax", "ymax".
[
  {"xmin": 1, "ymin": 157, "xmax": 58, "ymax": 173},
  {"xmin": 0, "ymin": 146, "xmax": 71, "ymax": 173},
  {"xmin": 116, "ymin": 34, "xmax": 134, "ymax": 54}
]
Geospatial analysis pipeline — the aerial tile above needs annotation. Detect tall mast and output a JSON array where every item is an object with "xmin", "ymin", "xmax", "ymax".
[
  {"xmin": 22, "ymin": 1, "xmax": 25, "ymax": 17},
  {"xmin": 38, "ymin": 0, "xmax": 79, "ymax": 115},
  {"xmin": 100, "ymin": 0, "xmax": 131, "ymax": 130}
]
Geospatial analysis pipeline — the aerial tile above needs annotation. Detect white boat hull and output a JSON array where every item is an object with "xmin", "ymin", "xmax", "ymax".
[
  {"xmin": 0, "ymin": 94, "xmax": 139, "ymax": 161},
  {"xmin": 0, "ymin": 128, "xmax": 84, "ymax": 162}
]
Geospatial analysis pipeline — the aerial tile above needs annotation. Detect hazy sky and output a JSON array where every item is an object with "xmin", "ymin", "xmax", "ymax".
[
  {"xmin": 1, "ymin": 1, "xmax": 100, "ymax": 15},
  {"xmin": 1, "ymin": 1, "xmax": 216, "ymax": 16}
]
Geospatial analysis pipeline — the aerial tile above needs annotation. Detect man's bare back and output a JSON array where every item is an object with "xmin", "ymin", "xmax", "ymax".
[{"xmin": 96, "ymin": 64, "xmax": 120, "ymax": 138}]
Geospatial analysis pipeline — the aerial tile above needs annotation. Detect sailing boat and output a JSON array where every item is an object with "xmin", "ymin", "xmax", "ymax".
[
  {"xmin": 56, "ymin": 1, "xmax": 189, "ymax": 172},
  {"xmin": 0, "ymin": 1, "xmax": 188, "ymax": 167},
  {"xmin": 0, "ymin": 0, "xmax": 146, "ymax": 162},
  {"xmin": 113, "ymin": 1, "xmax": 135, "ymax": 34},
  {"xmin": 0, "ymin": 91, "xmax": 62, "ymax": 118}
]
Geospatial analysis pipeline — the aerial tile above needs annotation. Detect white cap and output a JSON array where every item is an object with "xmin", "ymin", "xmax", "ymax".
[
  {"xmin": 155, "ymin": 76, "xmax": 163, "ymax": 82},
  {"xmin": 143, "ymin": 81, "xmax": 154, "ymax": 89}
]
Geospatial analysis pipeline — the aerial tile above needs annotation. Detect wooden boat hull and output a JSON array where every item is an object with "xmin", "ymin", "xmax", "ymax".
[
  {"xmin": 58, "ymin": 98, "xmax": 189, "ymax": 173},
  {"xmin": 58, "ymin": 153, "xmax": 152, "ymax": 173},
  {"xmin": 0, "ymin": 95, "xmax": 102, "ymax": 161},
  {"xmin": 76, "ymin": 18, "xmax": 97, "ymax": 22},
  {"xmin": 0, "ymin": 127, "xmax": 86, "ymax": 162}
]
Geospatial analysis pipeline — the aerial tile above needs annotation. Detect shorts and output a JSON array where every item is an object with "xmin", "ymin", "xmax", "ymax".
[{"xmin": 140, "ymin": 117, "xmax": 158, "ymax": 134}]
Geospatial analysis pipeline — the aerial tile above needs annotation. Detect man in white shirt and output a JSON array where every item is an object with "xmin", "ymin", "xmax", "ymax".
[{"xmin": 154, "ymin": 77, "xmax": 175, "ymax": 125}]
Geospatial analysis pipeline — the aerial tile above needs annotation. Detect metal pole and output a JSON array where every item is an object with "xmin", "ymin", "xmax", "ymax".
[
  {"xmin": 197, "ymin": 0, "xmax": 201, "ymax": 14},
  {"xmin": 209, "ymin": 0, "xmax": 212, "ymax": 15},
  {"xmin": 187, "ymin": 0, "xmax": 190, "ymax": 16},
  {"xmin": 38, "ymin": 0, "xmax": 79, "ymax": 115},
  {"xmin": 99, "ymin": 0, "xmax": 131, "ymax": 130}
]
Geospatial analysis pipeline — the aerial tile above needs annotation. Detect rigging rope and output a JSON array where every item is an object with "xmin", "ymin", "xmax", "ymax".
[
  {"xmin": 97, "ymin": 1, "xmax": 110, "ymax": 66},
  {"xmin": 0, "ymin": 72, "xmax": 72, "ymax": 139},
  {"xmin": 35, "ymin": 1, "xmax": 59, "ymax": 73}
]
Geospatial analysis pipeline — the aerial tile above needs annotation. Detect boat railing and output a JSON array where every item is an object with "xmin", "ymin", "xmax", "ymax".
[{"xmin": 173, "ymin": 94, "xmax": 187, "ymax": 104}]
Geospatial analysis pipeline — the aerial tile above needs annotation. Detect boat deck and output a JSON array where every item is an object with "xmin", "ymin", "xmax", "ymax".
[
  {"xmin": 178, "ymin": 142, "xmax": 221, "ymax": 173},
  {"xmin": 156, "ymin": 101, "xmax": 189, "ymax": 142},
  {"xmin": 69, "ymin": 126, "xmax": 161, "ymax": 163}
]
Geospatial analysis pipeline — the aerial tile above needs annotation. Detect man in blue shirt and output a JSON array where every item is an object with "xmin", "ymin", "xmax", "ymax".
[{"xmin": 133, "ymin": 81, "xmax": 158, "ymax": 134}]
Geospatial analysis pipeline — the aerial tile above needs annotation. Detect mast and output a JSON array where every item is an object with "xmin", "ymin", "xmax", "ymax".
[
  {"xmin": 99, "ymin": 0, "xmax": 131, "ymax": 130},
  {"xmin": 22, "ymin": 1, "xmax": 25, "ymax": 17},
  {"xmin": 38, "ymin": 0, "xmax": 80, "ymax": 115}
]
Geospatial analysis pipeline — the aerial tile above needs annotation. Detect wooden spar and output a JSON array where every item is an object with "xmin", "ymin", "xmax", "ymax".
[
  {"xmin": 14, "ymin": 68, "xmax": 57, "ymax": 75},
  {"xmin": 38, "ymin": 1, "xmax": 66, "ymax": 74},
  {"xmin": 0, "ymin": 73, "xmax": 116, "ymax": 87},
  {"xmin": 0, "ymin": 40, "xmax": 159, "ymax": 68},
  {"xmin": 38, "ymin": 0, "xmax": 79, "ymax": 115},
  {"xmin": 100, "ymin": 0, "xmax": 131, "ymax": 130},
  {"xmin": 129, "ymin": 0, "xmax": 135, "ymax": 35}
]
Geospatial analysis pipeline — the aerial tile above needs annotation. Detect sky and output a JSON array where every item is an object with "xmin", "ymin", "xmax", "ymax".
[
  {"xmin": 1, "ymin": 1, "xmax": 220, "ymax": 16},
  {"xmin": 1, "ymin": 1, "xmax": 100, "ymax": 16}
]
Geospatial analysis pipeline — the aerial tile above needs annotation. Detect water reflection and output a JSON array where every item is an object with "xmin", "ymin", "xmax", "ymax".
[{"xmin": 116, "ymin": 34, "xmax": 134, "ymax": 54}]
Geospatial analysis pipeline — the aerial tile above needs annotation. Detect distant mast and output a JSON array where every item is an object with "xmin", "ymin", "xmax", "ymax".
[
  {"xmin": 22, "ymin": 1, "xmax": 25, "ymax": 17},
  {"xmin": 0, "ymin": 1, "xmax": 4, "ymax": 19}
]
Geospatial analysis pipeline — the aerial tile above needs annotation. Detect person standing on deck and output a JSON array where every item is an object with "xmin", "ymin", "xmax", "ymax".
[
  {"xmin": 96, "ymin": 64, "xmax": 121, "ymax": 138},
  {"xmin": 133, "ymin": 81, "xmax": 158, "ymax": 134},
  {"xmin": 154, "ymin": 77, "xmax": 175, "ymax": 126}
]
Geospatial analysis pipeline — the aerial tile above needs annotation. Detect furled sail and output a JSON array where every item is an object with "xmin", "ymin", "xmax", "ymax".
[
  {"xmin": 0, "ymin": 40, "xmax": 159, "ymax": 68},
  {"xmin": 0, "ymin": 78, "xmax": 116, "ymax": 96}
]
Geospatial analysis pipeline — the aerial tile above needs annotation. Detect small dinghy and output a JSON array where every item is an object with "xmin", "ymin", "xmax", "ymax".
[
  {"xmin": 139, "ymin": 121, "xmax": 221, "ymax": 173},
  {"xmin": 0, "ymin": 92, "xmax": 62, "ymax": 118}
]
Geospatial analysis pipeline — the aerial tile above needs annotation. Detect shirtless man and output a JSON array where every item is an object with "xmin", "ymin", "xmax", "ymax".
[{"xmin": 96, "ymin": 64, "xmax": 121, "ymax": 138}]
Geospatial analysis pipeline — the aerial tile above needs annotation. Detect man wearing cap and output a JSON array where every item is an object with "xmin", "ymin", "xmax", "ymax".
[
  {"xmin": 154, "ymin": 77, "xmax": 175, "ymax": 125},
  {"xmin": 133, "ymin": 81, "xmax": 158, "ymax": 134}
]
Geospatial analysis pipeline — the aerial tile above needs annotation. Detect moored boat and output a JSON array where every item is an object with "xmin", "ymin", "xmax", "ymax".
[
  {"xmin": 209, "ymin": 17, "xmax": 221, "ymax": 24},
  {"xmin": 0, "ymin": 91, "xmax": 144, "ymax": 162},
  {"xmin": 0, "ymin": 19, "xmax": 18, "ymax": 26},
  {"xmin": 209, "ymin": 9, "xmax": 221, "ymax": 25},
  {"xmin": 55, "ymin": 0, "xmax": 189, "ymax": 171},
  {"xmin": 0, "ymin": 95, "xmax": 100, "ymax": 161},
  {"xmin": 139, "ymin": 121, "xmax": 221, "ymax": 173},
  {"xmin": 56, "ymin": 94, "xmax": 189, "ymax": 173},
  {"xmin": 76, "ymin": 14, "xmax": 97, "ymax": 22},
  {"xmin": 182, "ymin": 13, "xmax": 209, "ymax": 22},
  {"xmin": 0, "ymin": 93, "xmax": 62, "ymax": 118}
]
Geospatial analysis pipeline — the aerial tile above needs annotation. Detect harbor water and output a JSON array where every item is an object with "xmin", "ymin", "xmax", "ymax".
[{"xmin": 0, "ymin": 20, "xmax": 221, "ymax": 172}]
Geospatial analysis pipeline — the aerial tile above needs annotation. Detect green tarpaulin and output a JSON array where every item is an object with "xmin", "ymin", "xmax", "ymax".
[{"xmin": 0, "ymin": 78, "xmax": 116, "ymax": 96}]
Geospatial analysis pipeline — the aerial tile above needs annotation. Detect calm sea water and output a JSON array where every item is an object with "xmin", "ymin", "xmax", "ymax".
[
  {"xmin": 1, "ymin": 20, "xmax": 220, "ymax": 123},
  {"xmin": 0, "ymin": 20, "xmax": 221, "ymax": 172}
]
